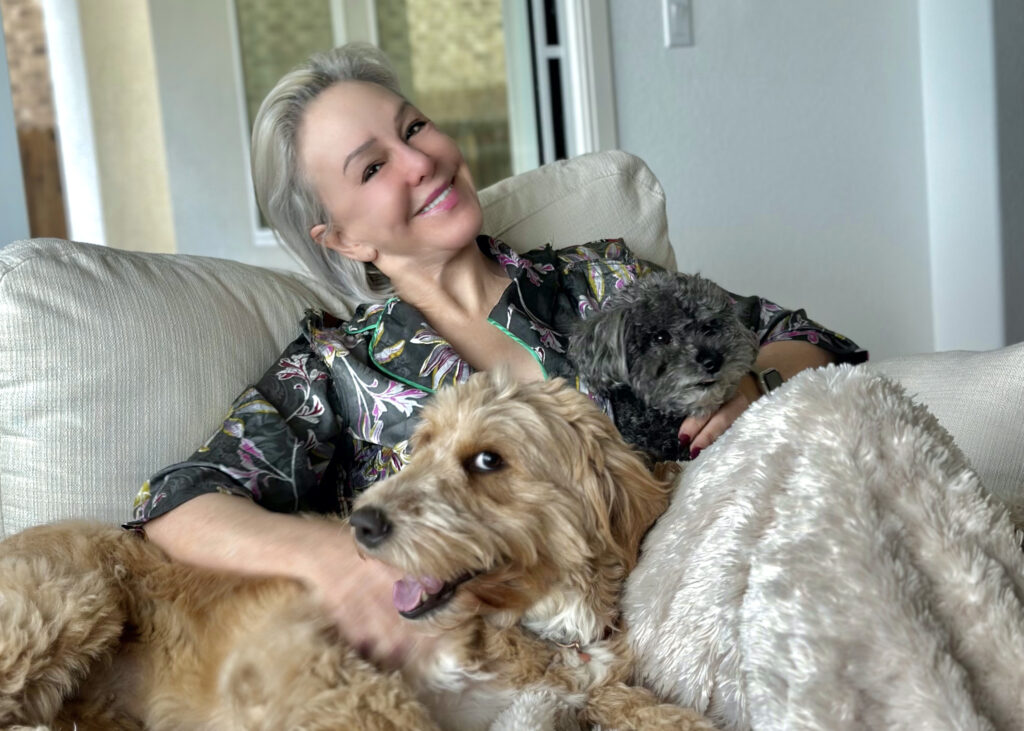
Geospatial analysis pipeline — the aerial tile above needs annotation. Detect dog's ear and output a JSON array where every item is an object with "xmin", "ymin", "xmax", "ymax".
[
  {"xmin": 590, "ymin": 429, "xmax": 673, "ymax": 571},
  {"xmin": 567, "ymin": 306, "xmax": 631, "ymax": 391},
  {"xmin": 483, "ymin": 364, "xmax": 518, "ymax": 395},
  {"xmin": 555, "ymin": 389, "xmax": 672, "ymax": 570}
]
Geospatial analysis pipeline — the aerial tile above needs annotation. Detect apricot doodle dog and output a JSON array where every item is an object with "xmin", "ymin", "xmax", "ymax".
[{"xmin": 0, "ymin": 372, "xmax": 713, "ymax": 730}]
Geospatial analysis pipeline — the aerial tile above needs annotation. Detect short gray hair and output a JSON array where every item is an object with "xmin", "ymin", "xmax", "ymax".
[{"xmin": 251, "ymin": 43, "xmax": 403, "ymax": 303}]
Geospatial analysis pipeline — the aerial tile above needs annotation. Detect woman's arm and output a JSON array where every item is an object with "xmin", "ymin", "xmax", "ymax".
[
  {"xmin": 144, "ymin": 491, "xmax": 428, "ymax": 667},
  {"xmin": 128, "ymin": 334, "xmax": 343, "ymax": 527},
  {"xmin": 131, "ymin": 325, "xmax": 429, "ymax": 666}
]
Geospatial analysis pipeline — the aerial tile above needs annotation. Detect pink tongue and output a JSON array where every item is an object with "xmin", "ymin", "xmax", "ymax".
[{"xmin": 392, "ymin": 575, "xmax": 445, "ymax": 612}]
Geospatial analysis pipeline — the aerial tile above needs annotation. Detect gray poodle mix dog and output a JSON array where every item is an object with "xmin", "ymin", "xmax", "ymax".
[{"xmin": 569, "ymin": 272, "xmax": 758, "ymax": 462}]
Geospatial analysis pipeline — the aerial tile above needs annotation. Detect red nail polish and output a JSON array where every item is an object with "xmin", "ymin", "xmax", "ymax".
[
  {"xmin": 679, "ymin": 433, "xmax": 691, "ymax": 446},
  {"xmin": 690, "ymin": 447, "xmax": 702, "ymax": 460}
]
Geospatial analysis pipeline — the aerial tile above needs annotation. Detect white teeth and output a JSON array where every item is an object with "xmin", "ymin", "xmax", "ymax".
[{"xmin": 420, "ymin": 185, "xmax": 453, "ymax": 214}]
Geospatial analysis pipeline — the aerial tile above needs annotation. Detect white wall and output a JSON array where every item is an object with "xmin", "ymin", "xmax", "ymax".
[
  {"xmin": 0, "ymin": 24, "xmax": 30, "ymax": 247},
  {"xmin": 610, "ymin": 1, "xmax": 935, "ymax": 360}
]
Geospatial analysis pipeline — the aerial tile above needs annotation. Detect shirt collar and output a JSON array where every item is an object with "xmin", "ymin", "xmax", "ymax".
[{"xmin": 478, "ymin": 236, "xmax": 562, "ymax": 327}]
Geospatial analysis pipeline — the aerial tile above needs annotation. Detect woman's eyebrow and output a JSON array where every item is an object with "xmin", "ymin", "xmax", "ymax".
[
  {"xmin": 342, "ymin": 101, "xmax": 414, "ymax": 174},
  {"xmin": 344, "ymin": 139, "xmax": 375, "ymax": 174}
]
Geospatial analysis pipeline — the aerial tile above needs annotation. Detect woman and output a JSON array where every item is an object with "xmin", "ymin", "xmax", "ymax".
[{"xmin": 129, "ymin": 44, "xmax": 865, "ymax": 666}]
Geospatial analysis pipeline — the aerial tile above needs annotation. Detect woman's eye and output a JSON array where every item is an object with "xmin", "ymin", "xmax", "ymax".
[
  {"xmin": 466, "ymin": 451, "xmax": 503, "ymax": 473},
  {"xmin": 405, "ymin": 120, "xmax": 427, "ymax": 140},
  {"xmin": 362, "ymin": 162, "xmax": 382, "ymax": 183}
]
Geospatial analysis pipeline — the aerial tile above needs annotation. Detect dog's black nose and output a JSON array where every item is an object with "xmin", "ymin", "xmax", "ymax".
[
  {"xmin": 350, "ymin": 506, "xmax": 392, "ymax": 548},
  {"xmin": 696, "ymin": 348, "xmax": 724, "ymax": 374}
]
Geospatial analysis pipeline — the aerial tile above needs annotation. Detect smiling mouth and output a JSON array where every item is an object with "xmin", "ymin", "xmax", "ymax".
[
  {"xmin": 393, "ymin": 571, "xmax": 477, "ymax": 619},
  {"xmin": 417, "ymin": 180, "xmax": 456, "ymax": 216}
]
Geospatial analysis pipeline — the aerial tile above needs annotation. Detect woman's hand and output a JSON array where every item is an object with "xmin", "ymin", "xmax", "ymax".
[
  {"xmin": 305, "ymin": 531, "xmax": 436, "ymax": 670},
  {"xmin": 678, "ymin": 375, "xmax": 760, "ymax": 459},
  {"xmin": 677, "ymin": 340, "xmax": 838, "ymax": 458},
  {"xmin": 144, "ymin": 493, "xmax": 433, "ymax": 671}
]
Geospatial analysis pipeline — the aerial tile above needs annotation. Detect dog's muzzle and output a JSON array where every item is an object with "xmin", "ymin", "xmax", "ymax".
[
  {"xmin": 350, "ymin": 506, "xmax": 392, "ymax": 548},
  {"xmin": 349, "ymin": 505, "xmax": 485, "ymax": 619},
  {"xmin": 696, "ymin": 347, "xmax": 724, "ymax": 375}
]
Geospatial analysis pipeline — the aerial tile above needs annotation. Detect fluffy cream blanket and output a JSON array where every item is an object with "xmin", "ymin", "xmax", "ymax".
[{"xmin": 622, "ymin": 364, "xmax": 1024, "ymax": 730}]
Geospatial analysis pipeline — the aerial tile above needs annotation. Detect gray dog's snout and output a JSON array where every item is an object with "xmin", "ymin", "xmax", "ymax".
[
  {"xmin": 696, "ymin": 348, "xmax": 724, "ymax": 374},
  {"xmin": 350, "ymin": 506, "xmax": 392, "ymax": 548}
]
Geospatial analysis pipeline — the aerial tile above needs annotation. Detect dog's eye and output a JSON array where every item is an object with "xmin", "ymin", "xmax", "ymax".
[
  {"xmin": 466, "ymin": 451, "xmax": 504, "ymax": 473},
  {"xmin": 652, "ymin": 330, "xmax": 672, "ymax": 345},
  {"xmin": 700, "ymin": 319, "xmax": 721, "ymax": 334}
]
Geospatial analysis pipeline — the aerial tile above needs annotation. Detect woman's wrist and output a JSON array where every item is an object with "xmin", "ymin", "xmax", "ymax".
[
  {"xmin": 288, "ymin": 516, "xmax": 363, "ymax": 588},
  {"xmin": 737, "ymin": 372, "xmax": 762, "ymax": 405}
]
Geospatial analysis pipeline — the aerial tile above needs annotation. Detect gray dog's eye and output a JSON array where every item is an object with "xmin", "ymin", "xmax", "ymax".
[
  {"xmin": 700, "ymin": 319, "xmax": 721, "ymax": 334},
  {"xmin": 653, "ymin": 330, "xmax": 672, "ymax": 345},
  {"xmin": 466, "ymin": 451, "xmax": 504, "ymax": 473}
]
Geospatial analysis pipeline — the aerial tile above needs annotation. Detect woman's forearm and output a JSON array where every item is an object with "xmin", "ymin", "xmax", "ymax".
[
  {"xmin": 754, "ymin": 339, "xmax": 837, "ymax": 380},
  {"xmin": 732, "ymin": 339, "xmax": 837, "ymax": 404},
  {"xmin": 141, "ymin": 492, "xmax": 354, "ymax": 586},
  {"xmin": 141, "ymin": 492, "xmax": 428, "ymax": 667}
]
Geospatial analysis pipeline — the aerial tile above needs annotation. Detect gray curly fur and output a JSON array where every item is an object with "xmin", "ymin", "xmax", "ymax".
[{"xmin": 568, "ymin": 272, "xmax": 758, "ymax": 462}]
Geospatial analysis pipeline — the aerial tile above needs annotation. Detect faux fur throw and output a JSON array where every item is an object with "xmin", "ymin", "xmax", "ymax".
[{"xmin": 623, "ymin": 365, "xmax": 1024, "ymax": 730}]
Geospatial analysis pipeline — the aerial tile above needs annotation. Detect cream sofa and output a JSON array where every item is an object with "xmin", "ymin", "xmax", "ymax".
[{"xmin": 1, "ymin": 150, "xmax": 1022, "ymax": 538}]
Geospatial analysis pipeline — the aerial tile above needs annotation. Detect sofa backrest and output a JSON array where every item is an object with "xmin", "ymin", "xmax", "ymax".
[{"xmin": 0, "ymin": 150, "xmax": 673, "ymax": 537}]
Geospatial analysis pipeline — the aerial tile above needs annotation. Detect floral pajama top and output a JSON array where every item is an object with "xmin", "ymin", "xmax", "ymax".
[{"xmin": 127, "ymin": 237, "xmax": 866, "ymax": 527}]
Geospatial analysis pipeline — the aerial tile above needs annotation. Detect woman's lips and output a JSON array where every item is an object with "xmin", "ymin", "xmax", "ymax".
[{"xmin": 417, "ymin": 182, "xmax": 459, "ymax": 217}]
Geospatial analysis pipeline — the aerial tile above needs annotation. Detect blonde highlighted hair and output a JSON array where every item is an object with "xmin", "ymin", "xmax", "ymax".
[{"xmin": 251, "ymin": 43, "xmax": 403, "ymax": 303}]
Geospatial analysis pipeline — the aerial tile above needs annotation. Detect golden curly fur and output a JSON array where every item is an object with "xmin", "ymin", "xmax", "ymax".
[{"xmin": 0, "ymin": 372, "xmax": 712, "ymax": 730}]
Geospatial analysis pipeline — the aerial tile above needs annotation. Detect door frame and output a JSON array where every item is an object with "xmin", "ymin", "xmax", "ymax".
[
  {"xmin": 564, "ymin": 0, "xmax": 617, "ymax": 155},
  {"xmin": 40, "ymin": 0, "xmax": 104, "ymax": 245}
]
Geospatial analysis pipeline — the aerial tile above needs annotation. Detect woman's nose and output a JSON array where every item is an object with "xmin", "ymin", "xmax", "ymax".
[{"xmin": 398, "ymin": 143, "xmax": 435, "ymax": 184}]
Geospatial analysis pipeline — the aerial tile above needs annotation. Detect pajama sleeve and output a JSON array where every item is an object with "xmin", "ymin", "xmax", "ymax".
[{"xmin": 731, "ymin": 294, "xmax": 868, "ymax": 364}]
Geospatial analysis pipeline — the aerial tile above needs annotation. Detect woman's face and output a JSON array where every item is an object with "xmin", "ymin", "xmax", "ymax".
[{"xmin": 299, "ymin": 81, "xmax": 483, "ymax": 270}]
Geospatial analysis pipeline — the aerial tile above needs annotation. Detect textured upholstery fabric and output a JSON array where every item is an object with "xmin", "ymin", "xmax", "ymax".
[
  {"xmin": 478, "ymin": 149, "xmax": 675, "ymax": 271},
  {"xmin": 869, "ymin": 343, "xmax": 1024, "ymax": 518},
  {"xmin": 0, "ymin": 151, "xmax": 672, "ymax": 537}
]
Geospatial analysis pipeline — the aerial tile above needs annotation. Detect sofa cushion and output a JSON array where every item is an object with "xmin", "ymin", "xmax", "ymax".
[
  {"xmin": 480, "ymin": 150, "xmax": 675, "ymax": 271},
  {"xmin": 868, "ymin": 343, "xmax": 1024, "ymax": 521}
]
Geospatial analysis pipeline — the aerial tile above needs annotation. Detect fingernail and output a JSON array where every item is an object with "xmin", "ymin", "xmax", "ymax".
[
  {"xmin": 679, "ymin": 433, "xmax": 691, "ymax": 447},
  {"xmin": 689, "ymin": 447, "xmax": 702, "ymax": 460}
]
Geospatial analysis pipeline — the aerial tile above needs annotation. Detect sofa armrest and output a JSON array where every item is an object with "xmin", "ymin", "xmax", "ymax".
[{"xmin": 868, "ymin": 343, "xmax": 1024, "ymax": 519}]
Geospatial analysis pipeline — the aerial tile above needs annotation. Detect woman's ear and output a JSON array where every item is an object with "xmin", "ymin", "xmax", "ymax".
[{"xmin": 309, "ymin": 223, "xmax": 377, "ymax": 263}]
